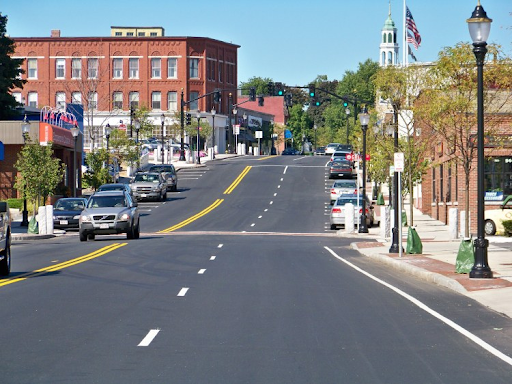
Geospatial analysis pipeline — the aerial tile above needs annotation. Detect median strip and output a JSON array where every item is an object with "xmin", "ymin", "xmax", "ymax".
[
  {"xmin": 158, "ymin": 199, "xmax": 224, "ymax": 233},
  {"xmin": 223, "ymin": 166, "xmax": 252, "ymax": 194},
  {"xmin": 0, "ymin": 243, "xmax": 127, "ymax": 288}
]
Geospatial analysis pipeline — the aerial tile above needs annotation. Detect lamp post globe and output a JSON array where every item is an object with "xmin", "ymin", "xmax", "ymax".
[
  {"xmin": 468, "ymin": 1, "xmax": 493, "ymax": 279},
  {"xmin": 358, "ymin": 108, "xmax": 370, "ymax": 234}
]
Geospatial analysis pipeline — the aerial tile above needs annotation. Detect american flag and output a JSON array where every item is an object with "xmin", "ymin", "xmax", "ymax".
[
  {"xmin": 407, "ymin": 31, "xmax": 419, "ymax": 50},
  {"xmin": 406, "ymin": 6, "xmax": 421, "ymax": 47},
  {"xmin": 408, "ymin": 45, "xmax": 417, "ymax": 62}
]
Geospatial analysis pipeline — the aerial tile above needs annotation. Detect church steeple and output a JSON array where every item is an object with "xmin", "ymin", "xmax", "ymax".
[{"xmin": 379, "ymin": 1, "xmax": 399, "ymax": 66}]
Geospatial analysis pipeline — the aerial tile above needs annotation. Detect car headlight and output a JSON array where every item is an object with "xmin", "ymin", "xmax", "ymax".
[
  {"xmin": 118, "ymin": 213, "xmax": 130, "ymax": 221},
  {"xmin": 81, "ymin": 215, "xmax": 92, "ymax": 222},
  {"xmin": 73, "ymin": 215, "xmax": 81, "ymax": 220},
  {"xmin": 152, "ymin": 186, "xmax": 160, "ymax": 192}
]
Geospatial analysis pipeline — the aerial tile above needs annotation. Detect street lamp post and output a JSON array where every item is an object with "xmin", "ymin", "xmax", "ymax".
[
  {"xmin": 134, "ymin": 120, "xmax": 140, "ymax": 170},
  {"xmin": 196, "ymin": 111, "xmax": 201, "ymax": 164},
  {"xmin": 211, "ymin": 108, "xmax": 216, "ymax": 159},
  {"xmin": 161, "ymin": 113, "xmax": 165, "ymax": 164},
  {"xmin": 468, "ymin": 1, "xmax": 493, "ymax": 278},
  {"xmin": 243, "ymin": 112, "xmax": 247, "ymax": 155},
  {"xmin": 389, "ymin": 109, "xmax": 401, "ymax": 253},
  {"xmin": 345, "ymin": 107, "xmax": 351, "ymax": 144},
  {"xmin": 233, "ymin": 107, "xmax": 238, "ymax": 154},
  {"xmin": 359, "ymin": 108, "xmax": 370, "ymax": 234},
  {"xmin": 70, "ymin": 125, "xmax": 80, "ymax": 197},
  {"xmin": 179, "ymin": 89, "xmax": 186, "ymax": 161},
  {"xmin": 105, "ymin": 123, "xmax": 111, "ymax": 168},
  {"xmin": 314, "ymin": 124, "xmax": 317, "ymax": 151},
  {"xmin": 20, "ymin": 115, "xmax": 30, "ymax": 227}
]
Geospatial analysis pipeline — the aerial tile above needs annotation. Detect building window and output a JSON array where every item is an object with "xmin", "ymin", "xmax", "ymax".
[
  {"xmin": 218, "ymin": 63, "xmax": 223, "ymax": 82},
  {"xmin": 127, "ymin": 32, "xmax": 134, "ymax": 36},
  {"xmin": 71, "ymin": 92, "xmax": 82, "ymax": 104},
  {"xmin": 150, "ymin": 32, "xmax": 157, "ymax": 37},
  {"xmin": 439, "ymin": 165, "xmax": 444, "ymax": 202},
  {"xmin": 167, "ymin": 91, "xmax": 177, "ymax": 111},
  {"xmin": 447, "ymin": 166, "xmax": 452, "ymax": 202},
  {"xmin": 129, "ymin": 58, "xmax": 139, "ymax": 79},
  {"xmin": 138, "ymin": 32, "xmax": 145, "ymax": 37},
  {"xmin": 189, "ymin": 58, "xmax": 199, "ymax": 78},
  {"xmin": 432, "ymin": 168, "xmax": 436, "ymax": 203},
  {"xmin": 455, "ymin": 164, "xmax": 458, "ymax": 201},
  {"xmin": 151, "ymin": 91, "xmax": 161, "ymax": 110},
  {"xmin": 27, "ymin": 58, "xmax": 37, "ymax": 79},
  {"xmin": 88, "ymin": 92, "xmax": 98, "ymax": 109},
  {"xmin": 56, "ymin": 58, "xmax": 65, "ymax": 79},
  {"xmin": 113, "ymin": 58, "xmax": 123, "ymax": 79},
  {"xmin": 113, "ymin": 92, "xmax": 123, "ymax": 109},
  {"xmin": 88, "ymin": 58, "xmax": 98, "ymax": 79},
  {"xmin": 167, "ymin": 58, "xmax": 177, "ymax": 78},
  {"xmin": 28, "ymin": 92, "xmax": 37, "ymax": 108},
  {"xmin": 151, "ymin": 58, "xmax": 161, "ymax": 78},
  {"xmin": 71, "ymin": 58, "xmax": 81, "ymax": 79},
  {"xmin": 129, "ymin": 92, "xmax": 139, "ymax": 109},
  {"xmin": 189, "ymin": 91, "xmax": 199, "ymax": 111},
  {"xmin": 115, "ymin": 32, "xmax": 122, "ymax": 36},
  {"xmin": 56, "ymin": 92, "xmax": 66, "ymax": 110}
]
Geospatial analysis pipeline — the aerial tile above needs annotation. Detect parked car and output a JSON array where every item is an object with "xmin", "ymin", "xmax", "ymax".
[
  {"xmin": 336, "ymin": 144, "xmax": 353, "ymax": 152},
  {"xmin": 130, "ymin": 172, "xmax": 168, "ymax": 201},
  {"xmin": 0, "ymin": 201, "xmax": 11, "ymax": 276},
  {"xmin": 330, "ymin": 179, "xmax": 358, "ymax": 204},
  {"xmin": 484, "ymin": 195, "xmax": 512, "ymax": 235},
  {"xmin": 282, "ymin": 147, "xmax": 299, "ymax": 155},
  {"xmin": 98, "ymin": 183, "xmax": 134, "ymax": 198},
  {"xmin": 330, "ymin": 194, "xmax": 375, "ymax": 230},
  {"xmin": 148, "ymin": 164, "xmax": 178, "ymax": 192},
  {"xmin": 314, "ymin": 146, "xmax": 326, "ymax": 156},
  {"xmin": 53, "ymin": 197, "xmax": 87, "ymax": 230},
  {"xmin": 325, "ymin": 143, "xmax": 341, "ymax": 155},
  {"xmin": 79, "ymin": 190, "xmax": 140, "ymax": 241},
  {"xmin": 328, "ymin": 160, "xmax": 354, "ymax": 179}
]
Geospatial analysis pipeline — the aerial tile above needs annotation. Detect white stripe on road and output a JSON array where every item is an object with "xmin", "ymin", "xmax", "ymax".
[
  {"xmin": 283, "ymin": 166, "xmax": 288, "ymax": 174},
  {"xmin": 138, "ymin": 329, "xmax": 160, "ymax": 347},
  {"xmin": 264, "ymin": 209, "xmax": 268, "ymax": 212},
  {"xmin": 177, "ymin": 288, "xmax": 189, "ymax": 297},
  {"xmin": 274, "ymin": 193, "xmax": 277, "ymax": 197},
  {"xmin": 270, "ymin": 201, "xmax": 273, "ymax": 205},
  {"xmin": 210, "ymin": 256, "xmax": 216, "ymax": 260},
  {"xmin": 198, "ymin": 269, "xmax": 206, "ymax": 274},
  {"xmin": 324, "ymin": 246, "xmax": 512, "ymax": 367},
  {"xmin": 258, "ymin": 216, "xmax": 262, "ymax": 219},
  {"xmin": 278, "ymin": 185, "xmax": 281, "ymax": 189},
  {"xmin": 280, "ymin": 178, "xmax": 284, "ymax": 181},
  {"xmin": 251, "ymin": 223, "xmax": 255, "ymax": 227},
  {"xmin": 218, "ymin": 244, "xmax": 223, "ymax": 248}
]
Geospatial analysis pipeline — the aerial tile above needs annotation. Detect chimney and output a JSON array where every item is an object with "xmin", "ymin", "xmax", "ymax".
[{"xmin": 51, "ymin": 30, "xmax": 61, "ymax": 38}]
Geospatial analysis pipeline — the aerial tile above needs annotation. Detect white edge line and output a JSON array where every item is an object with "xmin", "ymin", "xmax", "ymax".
[
  {"xmin": 323, "ymin": 246, "xmax": 512, "ymax": 367},
  {"xmin": 138, "ymin": 329, "xmax": 160, "ymax": 347},
  {"xmin": 177, "ymin": 287, "xmax": 189, "ymax": 297}
]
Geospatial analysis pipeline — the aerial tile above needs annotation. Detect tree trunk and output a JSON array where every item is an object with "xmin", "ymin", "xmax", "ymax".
[
  {"xmin": 464, "ymin": 172, "xmax": 470, "ymax": 238},
  {"xmin": 409, "ymin": 172, "xmax": 414, "ymax": 227}
]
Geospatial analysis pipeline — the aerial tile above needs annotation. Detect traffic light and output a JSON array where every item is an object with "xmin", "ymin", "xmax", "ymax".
[
  {"xmin": 308, "ymin": 84, "xmax": 316, "ymax": 98},
  {"xmin": 185, "ymin": 113, "xmax": 191, "ymax": 125},
  {"xmin": 343, "ymin": 101, "xmax": 348, "ymax": 107},
  {"xmin": 275, "ymin": 82, "xmax": 284, "ymax": 96},
  {"xmin": 285, "ymin": 93, "xmax": 293, "ymax": 107},
  {"xmin": 213, "ymin": 90, "xmax": 221, "ymax": 103},
  {"xmin": 249, "ymin": 87, "xmax": 256, "ymax": 102},
  {"xmin": 258, "ymin": 96, "xmax": 264, "ymax": 106},
  {"xmin": 267, "ymin": 82, "xmax": 275, "ymax": 96},
  {"xmin": 314, "ymin": 99, "xmax": 321, "ymax": 107}
]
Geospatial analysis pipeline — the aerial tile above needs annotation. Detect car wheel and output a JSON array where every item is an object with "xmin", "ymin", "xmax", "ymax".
[
  {"xmin": 163, "ymin": 192, "xmax": 167, "ymax": 200},
  {"xmin": 484, "ymin": 220, "xmax": 496, "ymax": 236},
  {"xmin": 0, "ymin": 242, "xmax": 11, "ymax": 276},
  {"xmin": 127, "ymin": 221, "xmax": 135, "ymax": 239},
  {"xmin": 134, "ymin": 222, "xmax": 140, "ymax": 239},
  {"xmin": 330, "ymin": 224, "xmax": 336, "ymax": 230},
  {"xmin": 79, "ymin": 231, "xmax": 87, "ymax": 242},
  {"xmin": 172, "ymin": 184, "xmax": 177, "ymax": 192}
]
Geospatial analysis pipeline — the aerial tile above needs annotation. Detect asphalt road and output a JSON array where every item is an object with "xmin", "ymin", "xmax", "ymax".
[{"xmin": 2, "ymin": 155, "xmax": 512, "ymax": 383}]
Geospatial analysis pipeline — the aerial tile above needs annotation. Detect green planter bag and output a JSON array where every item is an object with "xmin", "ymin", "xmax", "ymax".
[
  {"xmin": 28, "ymin": 216, "xmax": 39, "ymax": 234},
  {"xmin": 455, "ymin": 238, "xmax": 474, "ymax": 274},
  {"xmin": 406, "ymin": 226, "xmax": 422, "ymax": 254}
]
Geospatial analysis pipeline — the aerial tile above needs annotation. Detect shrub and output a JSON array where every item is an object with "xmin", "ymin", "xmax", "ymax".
[
  {"xmin": 502, "ymin": 220, "xmax": 512, "ymax": 236},
  {"xmin": 6, "ymin": 198, "xmax": 23, "ymax": 210}
]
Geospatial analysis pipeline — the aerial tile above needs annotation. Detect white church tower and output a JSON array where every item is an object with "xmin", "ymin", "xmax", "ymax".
[{"xmin": 379, "ymin": 2, "xmax": 399, "ymax": 67}]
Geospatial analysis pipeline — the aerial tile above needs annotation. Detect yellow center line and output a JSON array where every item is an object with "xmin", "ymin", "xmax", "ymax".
[
  {"xmin": 158, "ymin": 199, "xmax": 224, "ymax": 233},
  {"xmin": 258, "ymin": 155, "xmax": 277, "ymax": 161},
  {"xmin": 223, "ymin": 166, "xmax": 252, "ymax": 194},
  {"xmin": 0, "ymin": 243, "xmax": 127, "ymax": 288}
]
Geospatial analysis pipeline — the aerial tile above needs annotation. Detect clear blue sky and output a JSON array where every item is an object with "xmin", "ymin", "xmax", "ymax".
[{"xmin": 3, "ymin": 0, "xmax": 511, "ymax": 86}]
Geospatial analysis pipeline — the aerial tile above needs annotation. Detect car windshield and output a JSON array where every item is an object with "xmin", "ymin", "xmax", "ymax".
[
  {"xmin": 99, "ymin": 185, "xmax": 126, "ymax": 192},
  {"xmin": 134, "ymin": 174, "xmax": 160, "ymax": 183},
  {"xmin": 332, "ymin": 161, "xmax": 350, "ymax": 167},
  {"xmin": 55, "ymin": 199, "xmax": 85, "ymax": 211},
  {"xmin": 334, "ymin": 181, "xmax": 356, "ymax": 188},
  {"xmin": 336, "ymin": 197, "xmax": 363, "ymax": 206},
  {"xmin": 87, "ymin": 195, "xmax": 127, "ymax": 208},
  {"xmin": 149, "ymin": 166, "xmax": 173, "ymax": 173}
]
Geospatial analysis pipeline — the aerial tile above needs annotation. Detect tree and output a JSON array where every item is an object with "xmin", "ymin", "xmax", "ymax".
[
  {"xmin": 0, "ymin": 13, "xmax": 26, "ymax": 119},
  {"xmin": 286, "ymin": 104, "xmax": 313, "ymax": 149},
  {"xmin": 239, "ymin": 76, "xmax": 273, "ymax": 96},
  {"xmin": 15, "ymin": 140, "xmax": 66, "ymax": 214},
  {"xmin": 82, "ymin": 149, "xmax": 111, "ymax": 190},
  {"xmin": 416, "ymin": 43, "xmax": 512, "ymax": 236}
]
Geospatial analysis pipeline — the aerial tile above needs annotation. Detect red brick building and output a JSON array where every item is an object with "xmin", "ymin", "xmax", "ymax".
[{"xmin": 11, "ymin": 27, "xmax": 240, "ymax": 152}]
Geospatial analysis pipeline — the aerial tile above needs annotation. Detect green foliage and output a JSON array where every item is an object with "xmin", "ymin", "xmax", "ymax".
[
  {"xmin": 502, "ymin": 220, "xmax": 512, "ymax": 236},
  {"xmin": 239, "ymin": 76, "xmax": 274, "ymax": 96},
  {"xmin": 0, "ymin": 13, "xmax": 26, "ymax": 119},
  {"xmin": 6, "ymin": 198, "xmax": 22, "ymax": 210},
  {"xmin": 14, "ymin": 140, "xmax": 66, "ymax": 213},
  {"xmin": 337, "ymin": 59, "xmax": 379, "ymax": 104},
  {"xmin": 286, "ymin": 104, "xmax": 313, "ymax": 146},
  {"xmin": 82, "ymin": 149, "xmax": 111, "ymax": 190}
]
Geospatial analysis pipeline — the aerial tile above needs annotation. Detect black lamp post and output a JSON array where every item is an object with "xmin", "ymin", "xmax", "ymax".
[
  {"xmin": 196, "ymin": 110, "xmax": 201, "ymax": 164},
  {"xmin": 179, "ymin": 89, "xmax": 186, "ymax": 161},
  {"xmin": 314, "ymin": 124, "xmax": 317, "ymax": 151},
  {"xmin": 359, "ymin": 108, "xmax": 370, "ymax": 233},
  {"xmin": 211, "ymin": 108, "xmax": 216, "ymax": 159},
  {"xmin": 134, "ymin": 119, "xmax": 140, "ymax": 170},
  {"xmin": 129, "ymin": 105, "xmax": 134, "ymax": 138},
  {"xmin": 105, "ymin": 123, "xmax": 111, "ymax": 169},
  {"xmin": 389, "ymin": 109, "xmax": 401, "ymax": 253},
  {"xmin": 70, "ymin": 125, "xmax": 80, "ymax": 197},
  {"xmin": 233, "ymin": 107, "xmax": 238, "ymax": 154},
  {"xmin": 20, "ymin": 115, "xmax": 30, "ymax": 227},
  {"xmin": 468, "ymin": 1, "xmax": 493, "ymax": 278},
  {"xmin": 243, "ymin": 112, "xmax": 247, "ymax": 155},
  {"xmin": 345, "ymin": 107, "xmax": 351, "ymax": 144},
  {"xmin": 161, "ymin": 113, "xmax": 165, "ymax": 164}
]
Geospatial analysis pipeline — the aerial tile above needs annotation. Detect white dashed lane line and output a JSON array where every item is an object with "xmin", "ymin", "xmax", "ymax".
[
  {"xmin": 198, "ymin": 269, "xmax": 206, "ymax": 274},
  {"xmin": 210, "ymin": 256, "xmax": 216, "ymax": 260},
  {"xmin": 138, "ymin": 329, "xmax": 160, "ymax": 347},
  {"xmin": 177, "ymin": 288, "xmax": 189, "ymax": 297}
]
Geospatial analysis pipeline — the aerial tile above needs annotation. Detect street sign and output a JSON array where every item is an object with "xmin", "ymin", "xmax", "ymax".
[
  {"xmin": 233, "ymin": 124, "xmax": 240, "ymax": 135},
  {"xmin": 255, "ymin": 130, "xmax": 263, "ymax": 139},
  {"xmin": 394, "ymin": 152, "xmax": 404, "ymax": 172}
]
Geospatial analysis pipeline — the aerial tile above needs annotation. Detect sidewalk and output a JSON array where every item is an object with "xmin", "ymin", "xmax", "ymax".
[{"xmin": 345, "ymin": 206, "xmax": 512, "ymax": 319}]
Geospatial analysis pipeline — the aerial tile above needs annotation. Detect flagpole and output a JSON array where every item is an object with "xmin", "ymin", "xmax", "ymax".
[{"xmin": 403, "ymin": 0, "xmax": 407, "ymax": 67}]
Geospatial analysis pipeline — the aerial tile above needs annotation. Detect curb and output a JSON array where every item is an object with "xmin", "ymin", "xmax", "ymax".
[
  {"xmin": 12, "ymin": 233, "xmax": 57, "ymax": 241},
  {"xmin": 350, "ymin": 242, "xmax": 468, "ymax": 295}
]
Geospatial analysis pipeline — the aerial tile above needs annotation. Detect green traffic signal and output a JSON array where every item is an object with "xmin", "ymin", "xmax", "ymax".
[
  {"xmin": 315, "ymin": 101, "xmax": 321, "ymax": 106},
  {"xmin": 343, "ymin": 102, "xmax": 348, "ymax": 107}
]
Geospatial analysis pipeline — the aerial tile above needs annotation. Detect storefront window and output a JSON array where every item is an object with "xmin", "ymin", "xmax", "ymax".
[{"xmin": 484, "ymin": 157, "xmax": 512, "ymax": 201}]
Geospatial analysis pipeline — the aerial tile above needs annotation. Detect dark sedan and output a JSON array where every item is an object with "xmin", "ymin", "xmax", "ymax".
[
  {"xmin": 328, "ymin": 160, "xmax": 354, "ymax": 179},
  {"xmin": 53, "ymin": 197, "xmax": 87, "ymax": 230}
]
